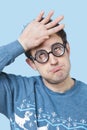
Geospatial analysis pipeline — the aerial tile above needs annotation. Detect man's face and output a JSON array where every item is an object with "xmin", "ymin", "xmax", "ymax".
[{"xmin": 29, "ymin": 34, "xmax": 71, "ymax": 86}]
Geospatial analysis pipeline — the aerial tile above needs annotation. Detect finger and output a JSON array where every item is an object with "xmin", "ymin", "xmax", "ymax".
[
  {"xmin": 40, "ymin": 10, "xmax": 54, "ymax": 24},
  {"xmin": 45, "ymin": 15, "xmax": 64, "ymax": 29},
  {"xmin": 35, "ymin": 11, "xmax": 45, "ymax": 22},
  {"xmin": 47, "ymin": 24, "xmax": 65, "ymax": 35}
]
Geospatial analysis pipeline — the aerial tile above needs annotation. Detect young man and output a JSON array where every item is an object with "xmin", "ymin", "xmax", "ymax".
[{"xmin": 0, "ymin": 11, "xmax": 87, "ymax": 130}]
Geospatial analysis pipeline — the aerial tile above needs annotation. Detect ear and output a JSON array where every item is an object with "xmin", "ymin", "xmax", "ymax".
[
  {"xmin": 66, "ymin": 43, "xmax": 70, "ymax": 56},
  {"xmin": 26, "ymin": 58, "xmax": 37, "ymax": 70}
]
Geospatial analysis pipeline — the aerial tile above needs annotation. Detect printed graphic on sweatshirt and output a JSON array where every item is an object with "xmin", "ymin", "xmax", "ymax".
[{"xmin": 10, "ymin": 99, "xmax": 87, "ymax": 130}]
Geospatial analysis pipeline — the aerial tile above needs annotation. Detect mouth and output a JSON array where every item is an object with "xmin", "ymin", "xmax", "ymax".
[{"xmin": 50, "ymin": 66, "xmax": 63, "ymax": 73}]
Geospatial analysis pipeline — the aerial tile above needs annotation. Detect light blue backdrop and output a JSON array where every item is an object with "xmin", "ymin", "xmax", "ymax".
[{"xmin": 0, "ymin": 0, "xmax": 87, "ymax": 129}]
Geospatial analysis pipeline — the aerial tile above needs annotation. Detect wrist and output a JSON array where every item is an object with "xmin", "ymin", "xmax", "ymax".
[{"xmin": 18, "ymin": 38, "xmax": 28, "ymax": 51}]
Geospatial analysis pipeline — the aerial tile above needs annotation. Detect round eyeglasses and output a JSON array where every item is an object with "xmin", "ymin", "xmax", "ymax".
[{"xmin": 29, "ymin": 42, "xmax": 66, "ymax": 64}]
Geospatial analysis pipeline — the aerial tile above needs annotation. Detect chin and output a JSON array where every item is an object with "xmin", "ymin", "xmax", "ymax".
[
  {"xmin": 47, "ymin": 73, "xmax": 69, "ymax": 84},
  {"xmin": 44, "ymin": 76, "xmax": 65, "ymax": 85}
]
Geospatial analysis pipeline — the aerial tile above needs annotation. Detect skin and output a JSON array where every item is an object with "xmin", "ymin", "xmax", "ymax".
[
  {"xmin": 26, "ymin": 34, "xmax": 74, "ymax": 93},
  {"xmin": 18, "ymin": 11, "xmax": 64, "ymax": 51}
]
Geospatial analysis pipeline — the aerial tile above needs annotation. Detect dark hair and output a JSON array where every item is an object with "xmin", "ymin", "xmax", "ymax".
[{"xmin": 25, "ymin": 19, "xmax": 68, "ymax": 59}]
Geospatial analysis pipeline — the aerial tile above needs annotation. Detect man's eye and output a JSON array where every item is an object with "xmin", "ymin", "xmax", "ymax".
[
  {"xmin": 54, "ymin": 47, "xmax": 62, "ymax": 52},
  {"xmin": 39, "ymin": 53, "xmax": 46, "ymax": 59},
  {"xmin": 54, "ymin": 47, "xmax": 60, "ymax": 51}
]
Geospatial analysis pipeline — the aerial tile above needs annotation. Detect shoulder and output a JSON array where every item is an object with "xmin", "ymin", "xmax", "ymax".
[
  {"xmin": 0, "ymin": 72, "xmax": 42, "ymax": 90},
  {"xmin": 75, "ymin": 79, "xmax": 87, "ymax": 92},
  {"xmin": 76, "ymin": 79, "xmax": 87, "ymax": 87}
]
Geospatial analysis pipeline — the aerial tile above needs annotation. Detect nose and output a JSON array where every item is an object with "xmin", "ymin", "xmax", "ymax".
[{"xmin": 49, "ymin": 53, "xmax": 58, "ymax": 65}]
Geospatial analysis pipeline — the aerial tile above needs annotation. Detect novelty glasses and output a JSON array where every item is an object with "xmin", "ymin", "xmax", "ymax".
[{"xmin": 29, "ymin": 42, "xmax": 66, "ymax": 64}]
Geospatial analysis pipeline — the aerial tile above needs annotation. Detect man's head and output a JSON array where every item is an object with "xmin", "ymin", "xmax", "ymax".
[{"xmin": 25, "ymin": 23, "xmax": 71, "ymax": 87}]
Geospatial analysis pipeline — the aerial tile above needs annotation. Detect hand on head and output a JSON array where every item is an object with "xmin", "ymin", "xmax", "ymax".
[{"xmin": 18, "ymin": 10, "xmax": 64, "ymax": 51}]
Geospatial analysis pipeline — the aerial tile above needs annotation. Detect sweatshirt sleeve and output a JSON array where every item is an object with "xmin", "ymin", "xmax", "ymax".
[
  {"xmin": 0, "ymin": 40, "xmax": 24, "ymax": 72},
  {"xmin": 0, "ymin": 40, "xmax": 25, "ymax": 117}
]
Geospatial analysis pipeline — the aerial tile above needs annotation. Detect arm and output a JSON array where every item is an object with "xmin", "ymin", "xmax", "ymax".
[
  {"xmin": 0, "ymin": 40, "xmax": 24, "ymax": 72},
  {"xmin": 0, "ymin": 11, "xmax": 64, "ymax": 72}
]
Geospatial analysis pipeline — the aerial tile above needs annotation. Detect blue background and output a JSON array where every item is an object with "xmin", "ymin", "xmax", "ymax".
[{"xmin": 0, "ymin": 0, "xmax": 87, "ymax": 129}]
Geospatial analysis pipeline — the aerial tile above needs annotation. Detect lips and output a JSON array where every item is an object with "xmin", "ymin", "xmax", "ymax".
[{"xmin": 50, "ymin": 66, "xmax": 63, "ymax": 73}]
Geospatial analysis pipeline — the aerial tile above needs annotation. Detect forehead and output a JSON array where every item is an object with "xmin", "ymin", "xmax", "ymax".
[{"xmin": 31, "ymin": 34, "xmax": 63, "ymax": 54}]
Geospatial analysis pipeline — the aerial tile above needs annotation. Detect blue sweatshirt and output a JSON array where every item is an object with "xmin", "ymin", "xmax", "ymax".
[{"xmin": 0, "ymin": 41, "xmax": 87, "ymax": 130}]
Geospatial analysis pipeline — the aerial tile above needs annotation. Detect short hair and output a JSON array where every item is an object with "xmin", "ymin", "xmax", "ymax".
[{"xmin": 25, "ymin": 19, "xmax": 68, "ymax": 59}]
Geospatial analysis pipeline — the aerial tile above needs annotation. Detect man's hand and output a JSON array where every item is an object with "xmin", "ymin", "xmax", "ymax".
[{"xmin": 18, "ymin": 10, "xmax": 64, "ymax": 51}]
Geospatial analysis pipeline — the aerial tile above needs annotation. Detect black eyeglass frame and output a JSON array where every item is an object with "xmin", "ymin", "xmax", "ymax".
[{"xmin": 29, "ymin": 42, "xmax": 67, "ymax": 64}]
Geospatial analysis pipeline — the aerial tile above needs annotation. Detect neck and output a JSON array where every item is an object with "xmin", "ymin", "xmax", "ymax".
[{"xmin": 43, "ymin": 76, "xmax": 75, "ymax": 93}]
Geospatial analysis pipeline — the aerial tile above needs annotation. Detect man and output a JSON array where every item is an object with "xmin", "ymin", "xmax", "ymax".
[{"xmin": 0, "ymin": 10, "xmax": 87, "ymax": 130}]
